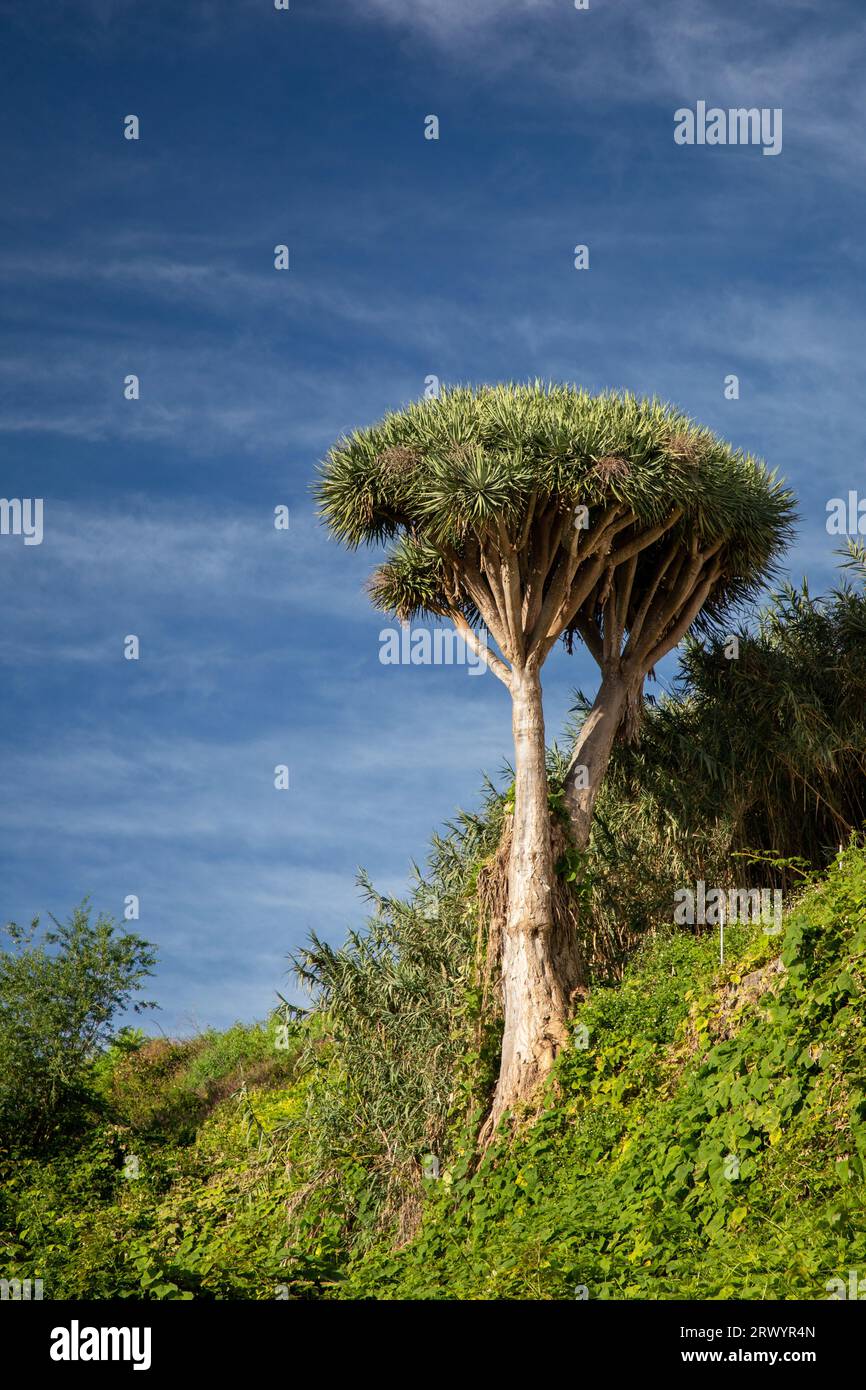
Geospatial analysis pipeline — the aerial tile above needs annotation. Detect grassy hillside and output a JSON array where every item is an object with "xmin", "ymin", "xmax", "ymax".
[
  {"xmin": 341, "ymin": 844, "xmax": 866, "ymax": 1299},
  {"xmin": 3, "ymin": 841, "xmax": 864, "ymax": 1300}
]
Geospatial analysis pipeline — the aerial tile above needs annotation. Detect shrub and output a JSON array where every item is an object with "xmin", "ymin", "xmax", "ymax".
[{"xmin": 0, "ymin": 904, "xmax": 156, "ymax": 1152}]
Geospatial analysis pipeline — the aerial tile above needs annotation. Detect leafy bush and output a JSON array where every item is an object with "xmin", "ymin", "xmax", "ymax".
[
  {"xmin": 101, "ymin": 1038, "xmax": 207, "ymax": 1143},
  {"xmin": 180, "ymin": 1021, "xmax": 296, "ymax": 1096},
  {"xmin": 281, "ymin": 798, "xmax": 504, "ymax": 1250},
  {"xmin": 0, "ymin": 904, "xmax": 155, "ymax": 1151}
]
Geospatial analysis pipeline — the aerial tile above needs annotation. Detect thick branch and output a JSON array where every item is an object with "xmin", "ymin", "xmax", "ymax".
[
  {"xmin": 607, "ymin": 508, "xmax": 684, "ymax": 567},
  {"xmin": 450, "ymin": 611, "xmax": 513, "ymax": 688},
  {"xmin": 607, "ymin": 552, "xmax": 637, "ymax": 662},
  {"xmin": 496, "ymin": 520, "xmax": 525, "ymax": 664},
  {"xmin": 462, "ymin": 543, "xmax": 514, "ymax": 661},
  {"xmin": 630, "ymin": 539, "xmax": 724, "ymax": 666},
  {"xmin": 624, "ymin": 536, "xmax": 679, "ymax": 652},
  {"xmin": 536, "ymin": 549, "xmax": 613, "ymax": 663},
  {"xmin": 526, "ymin": 505, "xmax": 626, "ymax": 656},
  {"xmin": 642, "ymin": 560, "xmax": 723, "ymax": 670},
  {"xmin": 520, "ymin": 503, "xmax": 557, "ymax": 633},
  {"xmin": 517, "ymin": 490, "xmax": 538, "ymax": 554}
]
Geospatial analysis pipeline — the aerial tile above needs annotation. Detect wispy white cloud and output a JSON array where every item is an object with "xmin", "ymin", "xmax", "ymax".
[
  {"xmin": 360, "ymin": 0, "xmax": 866, "ymax": 175},
  {"xmin": 0, "ymin": 335, "xmax": 400, "ymax": 455},
  {"xmin": 0, "ymin": 500, "xmax": 376, "ymax": 673}
]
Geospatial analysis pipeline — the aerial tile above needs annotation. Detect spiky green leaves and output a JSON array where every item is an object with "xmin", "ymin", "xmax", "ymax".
[
  {"xmin": 317, "ymin": 382, "xmax": 797, "ymax": 664},
  {"xmin": 415, "ymin": 444, "xmax": 533, "ymax": 544},
  {"xmin": 368, "ymin": 537, "xmax": 451, "ymax": 623}
]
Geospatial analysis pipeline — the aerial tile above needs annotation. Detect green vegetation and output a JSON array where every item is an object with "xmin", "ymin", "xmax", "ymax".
[
  {"xmin": 317, "ymin": 384, "xmax": 796, "ymax": 1120},
  {"xmin": 0, "ymin": 904, "xmax": 156, "ymax": 1147},
  {"xmin": 1, "ymin": 552, "xmax": 864, "ymax": 1300},
  {"xmin": 1, "ymin": 843, "xmax": 864, "ymax": 1299},
  {"xmin": 596, "ymin": 540, "xmax": 866, "ymax": 876},
  {"xmin": 339, "ymin": 845, "xmax": 866, "ymax": 1298}
]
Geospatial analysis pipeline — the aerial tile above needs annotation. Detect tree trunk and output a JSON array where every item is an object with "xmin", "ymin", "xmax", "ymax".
[
  {"xmin": 562, "ymin": 671, "xmax": 633, "ymax": 849},
  {"xmin": 485, "ymin": 667, "xmax": 583, "ymax": 1134}
]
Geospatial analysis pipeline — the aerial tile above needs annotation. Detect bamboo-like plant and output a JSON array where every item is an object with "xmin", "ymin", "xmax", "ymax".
[
  {"xmin": 317, "ymin": 383, "xmax": 795, "ymax": 1123},
  {"xmin": 595, "ymin": 542, "xmax": 866, "ymax": 877}
]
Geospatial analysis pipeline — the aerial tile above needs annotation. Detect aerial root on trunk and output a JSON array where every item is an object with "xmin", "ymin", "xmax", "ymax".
[
  {"xmin": 474, "ymin": 809, "xmax": 589, "ymax": 1147},
  {"xmin": 477, "ymin": 809, "xmax": 589, "ymax": 1022}
]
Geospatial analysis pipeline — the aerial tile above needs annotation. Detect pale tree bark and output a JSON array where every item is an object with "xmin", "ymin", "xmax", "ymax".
[
  {"xmin": 439, "ymin": 509, "xmax": 723, "ymax": 1134},
  {"xmin": 484, "ymin": 663, "xmax": 583, "ymax": 1135},
  {"xmin": 563, "ymin": 669, "xmax": 635, "ymax": 849},
  {"xmin": 562, "ymin": 539, "xmax": 724, "ymax": 849}
]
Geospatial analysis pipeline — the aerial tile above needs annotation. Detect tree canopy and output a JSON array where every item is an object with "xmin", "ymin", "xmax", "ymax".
[{"xmin": 317, "ymin": 383, "xmax": 796, "ymax": 685}]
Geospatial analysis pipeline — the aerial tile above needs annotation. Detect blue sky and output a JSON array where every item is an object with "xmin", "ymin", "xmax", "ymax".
[{"xmin": 1, "ymin": 0, "xmax": 864, "ymax": 1033}]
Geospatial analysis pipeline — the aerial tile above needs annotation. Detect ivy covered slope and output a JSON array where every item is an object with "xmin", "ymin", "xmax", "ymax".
[
  {"xmin": 0, "ymin": 1022, "xmax": 307, "ymax": 1300},
  {"xmin": 342, "ymin": 843, "xmax": 866, "ymax": 1299},
  {"xmin": 2, "ymin": 836, "xmax": 864, "ymax": 1301}
]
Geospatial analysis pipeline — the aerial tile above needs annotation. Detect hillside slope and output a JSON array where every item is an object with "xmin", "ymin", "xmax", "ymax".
[
  {"xmin": 2, "ymin": 844, "xmax": 864, "ymax": 1300},
  {"xmin": 340, "ymin": 844, "xmax": 866, "ymax": 1299}
]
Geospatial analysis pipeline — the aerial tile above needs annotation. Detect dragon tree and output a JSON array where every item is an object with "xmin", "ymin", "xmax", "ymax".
[{"xmin": 317, "ymin": 383, "xmax": 795, "ymax": 1126}]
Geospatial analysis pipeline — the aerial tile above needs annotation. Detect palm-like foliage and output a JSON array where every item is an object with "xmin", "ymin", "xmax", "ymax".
[
  {"xmin": 318, "ymin": 383, "xmax": 795, "ymax": 676},
  {"xmin": 317, "ymin": 383, "xmax": 796, "ymax": 1121}
]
